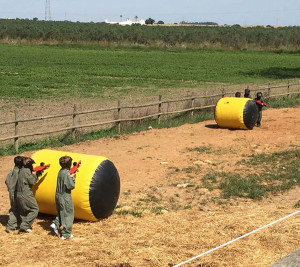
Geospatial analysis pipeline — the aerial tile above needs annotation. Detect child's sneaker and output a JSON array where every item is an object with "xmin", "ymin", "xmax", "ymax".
[
  {"xmin": 61, "ymin": 234, "xmax": 73, "ymax": 240},
  {"xmin": 19, "ymin": 228, "xmax": 32, "ymax": 234},
  {"xmin": 50, "ymin": 223, "xmax": 59, "ymax": 236}
]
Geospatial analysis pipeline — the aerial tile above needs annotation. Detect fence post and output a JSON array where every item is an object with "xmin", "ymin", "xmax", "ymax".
[
  {"xmin": 221, "ymin": 88, "xmax": 225, "ymax": 98},
  {"xmin": 191, "ymin": 96, "xmax": 195, "ymax": 117},
  {"xmin": 204, "ymin": 90, "xmax": 208, "ymax": 106},
  {"xmin": 287, "ymin": 81, "xmax": 290, "ymax": 98},
  {"xmin": 72, "ymin": 104, "xmax": 77, "ymax": 138},
  {"xmin": 268, "ymin": 83, "xmax": 271, "ymax": 99},
  {"xmin": 14, "ymin": 109, "xmax": 19, "ymax": 153},
  {"xmin": 117, "ymin": 100, "xmax": 121, "ymax": 134},
  {"xmin": 158, "ymin": 95, "xmax": 162, "ymax": 124}
]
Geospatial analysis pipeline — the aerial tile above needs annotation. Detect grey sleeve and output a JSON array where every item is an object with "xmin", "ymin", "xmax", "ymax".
[
  {"xmin": 64, "ymin": 172, "xmax": 75, "ymax": 190},
  {"xmin": 25, "ymin": 168, "xmax": 38, "ymax": 186},
  {"xmin": 5, "ymin": 170, "xmax": 13, "ymax": 190}
]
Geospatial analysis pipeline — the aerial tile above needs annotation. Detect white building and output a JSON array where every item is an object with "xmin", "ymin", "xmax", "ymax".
[
  {"xmin": 104, "ymin": 19, "xmax": 118, "ymax": 24},
  {"xmin": 105, "ymin": 17, "xmax": 145, "ymax": 26}
]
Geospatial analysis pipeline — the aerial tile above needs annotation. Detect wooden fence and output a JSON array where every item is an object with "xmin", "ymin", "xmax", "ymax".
[{"xmin": 0, "ymin": 82, "xmax": 299, "ymax": 153}]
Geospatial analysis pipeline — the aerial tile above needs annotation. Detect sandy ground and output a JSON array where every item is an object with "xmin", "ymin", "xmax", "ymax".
[{"xmin": 0, "ymin": 107, "xmax": 299, "ymax": 267}]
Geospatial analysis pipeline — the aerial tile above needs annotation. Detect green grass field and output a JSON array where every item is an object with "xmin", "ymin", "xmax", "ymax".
[{"xmin": 1, "ymin": 44, "xmax": 300, "ymax": 101}]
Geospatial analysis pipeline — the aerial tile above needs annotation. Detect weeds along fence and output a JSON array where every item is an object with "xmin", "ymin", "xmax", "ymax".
[{"xmin": 0, "ymin": 82, "xmax": 299, "ymax": 153}]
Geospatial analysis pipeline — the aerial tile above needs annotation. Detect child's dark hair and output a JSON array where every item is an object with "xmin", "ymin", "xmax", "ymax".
[
  {"xmin": 23, "ymin": 157, "xmax": 35, "ymax": 172},
  {"xmin": 59, "ymin": 156, "xmax": 72, "ymax": 169},
  {"xmin": 256, "ymin": 92, "xmax": 262, "ymax": 99},
  {"xmin": 14, "ymin": 156, "xmax": 24, "ymax": 168}
]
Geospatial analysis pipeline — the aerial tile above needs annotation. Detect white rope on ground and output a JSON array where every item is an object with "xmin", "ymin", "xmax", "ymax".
[{"xmin": 173, "ymin": 210, "xmax": 300, "ymax": 267}]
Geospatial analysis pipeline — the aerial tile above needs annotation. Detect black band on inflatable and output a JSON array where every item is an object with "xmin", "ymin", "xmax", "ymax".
[
  {"xmin": 243, "ymin": 100, "xmax": 259, "ymax": 129},
  {"xmin": 89, "ymin": 160, "xmax": 120, "ymax": 219}
]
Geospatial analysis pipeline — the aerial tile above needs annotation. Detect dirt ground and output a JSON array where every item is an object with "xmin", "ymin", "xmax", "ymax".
[{"xmin": 0, "ymin": 107, "xmax": 299, "ymax": 267}]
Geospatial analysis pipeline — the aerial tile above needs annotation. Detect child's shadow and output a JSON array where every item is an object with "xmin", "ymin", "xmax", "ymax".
[
  {"xmin": 37, "ymin": 213, "xmax": 55, "ymax": 231},
  {"xmin": 0, "ymin": 215, "xmax": 8, "ymax": 227},
  {"xmin": 37, "ymin": 213, "xmax": 90, "ymax": 232}
]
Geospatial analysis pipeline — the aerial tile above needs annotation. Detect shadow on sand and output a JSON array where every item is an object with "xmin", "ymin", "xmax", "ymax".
[
  {"xmin": 36, "ymin": 213, "xmax": 55, "ymax": 231},
  {"xmin": 36, "ymin": 212, "xmax": 92, "ymax": 232},
  {"xmin": 205, "ymin": 123, "xmax": 220, "ymax": 129},
  {"xmin": 205, "ymin": 123, "xmax": 249, "ymax": 131},
  {"xmin": 0, "ymin": 215, "xmax": 8, "ymax": 227}
]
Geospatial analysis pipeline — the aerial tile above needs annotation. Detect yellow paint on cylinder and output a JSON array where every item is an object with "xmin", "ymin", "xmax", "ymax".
[
  {"xmin": 215, "ymin": 97, "xmax": 249, "ymax": 129},
  {"xmin": 32, "ymin": 149, "xmax": 108, "ymax": 221}
]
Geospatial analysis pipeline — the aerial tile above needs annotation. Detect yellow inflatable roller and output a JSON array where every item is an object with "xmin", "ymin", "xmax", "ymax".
[
  {"xmin": 215, "ymin": 97, "xmax": 258, "ymax": 130},
  {"xmin": 31, "ymin": 149, "xmax": 120, "ymax": 221}
]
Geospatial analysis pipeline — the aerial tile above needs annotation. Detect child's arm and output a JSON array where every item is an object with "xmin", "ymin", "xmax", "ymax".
[
  {"xmin": 24, "ymin": 168, "xmax": 38, "ymax": 185},
  {"xmin": 64, "ymin": 172, "xmax": 75, "ymax": 190},
  {"xmin": 5, "ymin": 170, "xmax": 13, "ymax": 190},
  {"xmin": 256, "ymin": 100, "xmax": 268, "ymax": 107}
]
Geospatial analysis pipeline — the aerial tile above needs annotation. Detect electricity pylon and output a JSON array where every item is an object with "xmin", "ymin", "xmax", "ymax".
[{"xmin": 45, "ymin": 0, "xmax": 51, "ymax": 21}]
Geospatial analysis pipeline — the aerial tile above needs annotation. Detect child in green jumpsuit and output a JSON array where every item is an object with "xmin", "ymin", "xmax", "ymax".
[
  {"xmin": 50, "ymin": 156, "xmax": 75, "ymax": 240},
  {"xmin": 5, "ymin": 156, "xmax": 23, "ymax": 232},
  {"xmin": 244, "ymin": 88, "xmax": 251, "ymax": 98},
  {"xmin": 255, "ymin": 92, "xmax": 268, "ymax": 127},
  {"xmin": 16, "ymin": 157, "xmax": 39, "ymax": 233}
]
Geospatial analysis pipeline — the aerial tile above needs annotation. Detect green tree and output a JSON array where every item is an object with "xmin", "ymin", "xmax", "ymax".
[{"xmin": 145, "ymin": 18, "xmax": 155, "ymax": 25}]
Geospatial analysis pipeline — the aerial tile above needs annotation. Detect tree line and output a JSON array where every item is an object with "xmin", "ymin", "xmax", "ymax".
[{"xmin": 0, "ymin": 19, "xmax": 300, "ymax": 50}]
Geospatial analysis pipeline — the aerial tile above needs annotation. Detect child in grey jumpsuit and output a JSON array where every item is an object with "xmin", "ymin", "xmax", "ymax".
[
  {"xmin": 5, "ymin": 156, "xmax": 23, "ymax": 232},
  {"xmin": 50, "ymin": 156, "xmax": 75, "ymax": 239},
  {"xmin": 16, "ymin": 157, "xmax": 39, "ymax": 233}
]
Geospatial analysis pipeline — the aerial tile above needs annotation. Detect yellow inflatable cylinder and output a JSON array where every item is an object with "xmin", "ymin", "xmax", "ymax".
[
  {"xmin": 215, "ymin": 97, "xmax": 258, "ymax": 129},
  {"xmin": 31, "ymin": 149, "xmax": 120, "ymax": 221}
]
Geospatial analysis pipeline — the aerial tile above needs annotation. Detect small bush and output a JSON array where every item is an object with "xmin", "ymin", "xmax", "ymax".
[{"xmin": 219, "ymin": 173, "xmax": 265, "ymax": 199}]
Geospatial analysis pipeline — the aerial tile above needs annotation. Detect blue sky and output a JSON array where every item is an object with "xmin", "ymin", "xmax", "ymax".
[{"xmin": 0, "ymin": 0, "xmax": 299, "ymax": 26}]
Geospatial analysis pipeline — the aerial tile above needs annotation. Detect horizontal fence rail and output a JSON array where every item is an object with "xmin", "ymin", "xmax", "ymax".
[{"xmin": 0, "ymin": 82, "xmax": 299, "ymax": 152}]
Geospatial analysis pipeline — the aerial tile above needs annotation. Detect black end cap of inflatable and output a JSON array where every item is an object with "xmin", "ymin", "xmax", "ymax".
[
  {"xmin": 89, "ymin": 160, "xmax": 120, "ymax": 219},
  {"xmin": 243, "ymin": 100, "xmax": 259, "ymax": 129}
]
